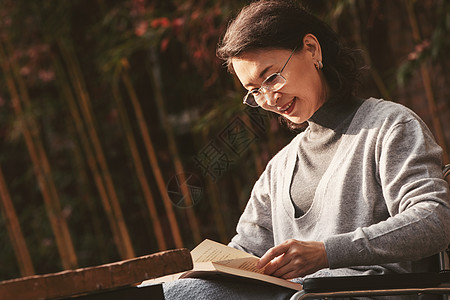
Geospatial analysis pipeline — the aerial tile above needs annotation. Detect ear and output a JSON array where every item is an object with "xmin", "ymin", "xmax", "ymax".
[{"xmin": 302, "ymin": 33, "xmax": 322, "ymax": 61}]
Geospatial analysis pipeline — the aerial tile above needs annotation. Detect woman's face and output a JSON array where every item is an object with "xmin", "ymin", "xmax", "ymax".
[{"xmin": 231, "ymin": 36, "xmax": 329, "ymax": 124}]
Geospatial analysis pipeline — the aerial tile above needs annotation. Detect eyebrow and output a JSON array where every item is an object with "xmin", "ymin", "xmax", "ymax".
[{"xmin": 245, "ymin": 65, "xmax": 273, "ymax": 89}]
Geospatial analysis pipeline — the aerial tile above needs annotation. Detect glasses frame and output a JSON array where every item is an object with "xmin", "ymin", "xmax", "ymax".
[{"xmin": 243, "ymin": 45, "xmax": 298, "ymax": 108}]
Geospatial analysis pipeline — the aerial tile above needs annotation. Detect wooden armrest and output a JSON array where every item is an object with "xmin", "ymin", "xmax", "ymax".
[
  {"xmin": 302, "ymin": 272, "xmax": 443, "ymax": 293},
  {"xmin": 0, "ymin": 248, "xmax": 192, "ymax": 300}
]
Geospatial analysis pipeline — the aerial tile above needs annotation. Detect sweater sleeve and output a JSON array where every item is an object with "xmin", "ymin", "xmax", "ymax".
[
  {"xmin": 325, "ymin": 117, "xmax": 450, "ymax": 269},
  {"xmin": 228, "ymin": 163, "xmax": 275, "ymax": 258}
]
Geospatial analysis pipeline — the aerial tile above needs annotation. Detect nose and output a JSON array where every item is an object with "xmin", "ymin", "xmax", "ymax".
[{"xmin": 264, "ymin": 91, "xmax": 281, "ymax": 106}]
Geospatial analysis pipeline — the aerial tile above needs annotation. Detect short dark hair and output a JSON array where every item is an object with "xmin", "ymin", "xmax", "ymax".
[{"xmin": 217, "ymin": 0, "xmax": 361, "ymax": 130}]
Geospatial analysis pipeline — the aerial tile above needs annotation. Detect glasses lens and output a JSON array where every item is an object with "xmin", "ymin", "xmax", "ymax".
[
  {"xmin": 262, "ymin": 74, "xmax": 286, "ymax": 92},
  {"xmin": 242, "ymin": 74, "xmax": 286, "ymax": 108},
  {"xmin": 243, "ymin": 93, "xmax": 260, "ymax": 107}
]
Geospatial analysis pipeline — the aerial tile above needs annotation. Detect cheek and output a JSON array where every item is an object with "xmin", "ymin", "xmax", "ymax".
[{"xmin": 290, "ymin": 71, "xmax": 323, "ymax": 100}]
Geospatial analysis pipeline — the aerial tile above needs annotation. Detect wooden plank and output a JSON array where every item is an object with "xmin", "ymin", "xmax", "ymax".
[{"xmin": 0, "ymin": 248, "xmax": 192, "ymax": 300}]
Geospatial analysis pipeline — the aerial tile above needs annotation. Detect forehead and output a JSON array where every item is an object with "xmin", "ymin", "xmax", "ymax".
[
  {"xmin": 231, "ymin": 49, "xmax": 286, "ymax": 70},
  {"xmin": 231, "ymin": 49, "xmax": 290, "ymax": 86}
]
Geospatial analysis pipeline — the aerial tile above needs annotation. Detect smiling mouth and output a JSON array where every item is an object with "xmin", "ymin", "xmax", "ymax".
[{"xmin": 279, "ymin": 98, "xmax": 295, "ymax": 113}]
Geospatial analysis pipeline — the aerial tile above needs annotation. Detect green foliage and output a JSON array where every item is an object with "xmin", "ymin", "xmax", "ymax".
[{"xmin": 397, "ymin": 0, "xmax": 450, "ymax": 86}]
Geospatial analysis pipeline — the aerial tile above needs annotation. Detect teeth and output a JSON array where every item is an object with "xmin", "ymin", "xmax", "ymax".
[{"xmin": 280, "ymin": 99, "xmax": 294, "ymax": 112}]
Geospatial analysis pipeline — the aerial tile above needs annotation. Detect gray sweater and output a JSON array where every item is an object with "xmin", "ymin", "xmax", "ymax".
[
  {"xmin": 229, "ymin": 98, "xmax": 450, "ymax": 278},
  {"xmin": 290, "ymin": 97, "xmax": 361, "ymax": 216}
]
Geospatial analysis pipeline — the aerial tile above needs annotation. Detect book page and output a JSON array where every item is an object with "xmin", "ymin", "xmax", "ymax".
[
  {"xmin": 209, "ymin": 262, "xmax": 303, "ymax": 291},
  {"xmin": 191, "ymin": 239, "xmax": 256, "ymax": 263},
  {"xmin": 214, "ymin": 257, "xmax": 265, "ymax": 274},
  {"xmin": 141, "ymin": 240, "xmax": 303, "ymax": 291}
]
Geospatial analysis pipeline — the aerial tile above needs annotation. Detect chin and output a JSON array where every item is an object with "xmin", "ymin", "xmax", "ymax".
[
  {"xmin": 286, "ymin": 116, "xmax": 305, "ymax": 124},
  {"xmin": 279, "ymin": 115, "xmax": 308, "ymax": 132},
  {"xmin": 279, "ymin": 116, "xmax": 308, "ymax": 131}
]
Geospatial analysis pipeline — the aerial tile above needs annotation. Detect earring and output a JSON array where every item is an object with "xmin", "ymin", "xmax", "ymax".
[
  {"xmin": 318, "ymin": 61, "xmax": 323, "ymax": 69},
  {"xmin": 315, "ymin": 60, "xmax": 323, "ymax": 70}
]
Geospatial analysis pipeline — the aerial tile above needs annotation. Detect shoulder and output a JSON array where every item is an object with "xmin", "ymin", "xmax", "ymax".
[
  {"xmin": 351, "ymin": 98, "xmax": 429, "ymax": 135},
  {"xmin": 359, "ymin": 98, "xmax": 423, "ymax": 124},
  {"xmin": 351, "ymin": 98, "xmax": 441, "ymax": 162}
]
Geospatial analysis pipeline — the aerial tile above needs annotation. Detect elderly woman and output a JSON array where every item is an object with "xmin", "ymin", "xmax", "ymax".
[{"xmin": 163, "ymin": 0, "xmax": 450, "ymax": 299}]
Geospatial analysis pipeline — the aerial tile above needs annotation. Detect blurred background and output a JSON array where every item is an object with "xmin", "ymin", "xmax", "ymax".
[{"xmin": 0, "ymin": 0, "xmax": 448, "ymax": 281}]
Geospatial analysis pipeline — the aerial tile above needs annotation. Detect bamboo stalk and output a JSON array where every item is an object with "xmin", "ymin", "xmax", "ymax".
[
  {"xmin": 349, "ymin": 1, "xmax": 392, "ymax": 101},
  {"xmin": 4, "ymin": 38, "xmax": 78, "ymax": 268},
  {"xmin": 53, "ymin": 58, "xmax": 125, "ymax": 258},
  {"xmin": 112, "ymin": 75, "xmax": 167, "ymax": 250},
  {"xmin": 0, "ymin": 165, "xmax": 35, "ymax": 276},
  {"xmin": 120, "ymin": 59, "xmax": 183, "ymax": 248},
  {"xmin": 0, "ymin": 41, "xmax": 77, "ymax": 269},
  {"xmin": 147, "ymin": 49, "xmax": 202, "ymax": 245},
  {"xmin": 205, "ymin": 178, "xmax": 228, "ymax": 243},
  {"xmin": 405, "ymin": 0, "xmax": 449, "ymax": 163},
  {"xmin": 68, "ymin": 118, "xmax": 107, "ymax": 253},
  {"xmin": 195, "ymin": 130, "xmax": 228, "ymax": 243},
  {"xmin": 57, "ymin": 41, "xmax": 135, "ymax": 259}
]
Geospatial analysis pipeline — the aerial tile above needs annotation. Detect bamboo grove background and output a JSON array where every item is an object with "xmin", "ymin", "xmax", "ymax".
[{"xmin": 0, "ymin": 0, "xmax": 448, "ymax": 281}]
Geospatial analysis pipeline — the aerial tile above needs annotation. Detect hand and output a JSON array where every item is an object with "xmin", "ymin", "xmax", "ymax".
[{"xmin": 257, "ymin": 239, "xmax": 329, "ymax": 279}]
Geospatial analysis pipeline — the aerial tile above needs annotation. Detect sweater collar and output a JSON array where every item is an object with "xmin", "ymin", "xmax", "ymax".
[{"xmin": 308, "ymin": 97, "xmax": 362, "ymax": 132}]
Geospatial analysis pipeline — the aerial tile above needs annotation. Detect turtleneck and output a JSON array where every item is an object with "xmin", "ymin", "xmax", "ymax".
[{"xmin": 290, "ymin": 97, "xmax": 362, "ymax": 217}]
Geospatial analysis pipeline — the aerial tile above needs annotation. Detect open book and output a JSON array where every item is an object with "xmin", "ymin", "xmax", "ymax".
[{"xmin": 140, "ymin": 239, "xmax": 303, "ymax": 291}]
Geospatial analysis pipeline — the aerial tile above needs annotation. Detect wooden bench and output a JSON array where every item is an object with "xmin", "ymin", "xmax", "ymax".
[{"xmin": 0, "ymin": 248, "xmax": 192, "ymax": 299}]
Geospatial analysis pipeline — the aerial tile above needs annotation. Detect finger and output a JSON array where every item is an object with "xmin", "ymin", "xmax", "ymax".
[
  {"xmin": 272, "ymin": 256, "xmax": 311, "ymax": 279},
  {"xmin": 263, "ymin": 253, "xmax": 291, "ymax": 275},
  {"xmin": 271, "ymin": 259, "xmax": 312, "ymax": 279},
  {"xmin": 269, "ymin": 258, "xmax": 296, "ymax": 278},
  {"xmin": 280, "ymin": 269, "xmax": 300, "ymax": 280},
  {"xmin": 258, "ymin": 243, "xmax": 290, "ymax": 268}
]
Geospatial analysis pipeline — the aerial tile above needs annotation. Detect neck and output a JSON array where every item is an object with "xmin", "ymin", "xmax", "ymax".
[{"xmin": 308, "ymin": 97, "xmax": 361, "ymax": 131}]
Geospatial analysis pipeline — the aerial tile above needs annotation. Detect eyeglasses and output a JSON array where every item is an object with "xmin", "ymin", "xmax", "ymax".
[{"xmin": 243, "ymin": 46, "xmax": 297, "ymax": 108}]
